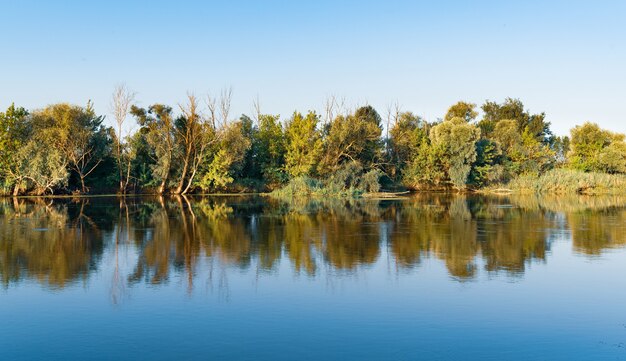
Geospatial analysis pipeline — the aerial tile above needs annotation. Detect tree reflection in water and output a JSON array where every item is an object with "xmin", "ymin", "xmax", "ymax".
[{"xmin": 0, "ymin": 194, "xmax": 624, "ymax": 292}]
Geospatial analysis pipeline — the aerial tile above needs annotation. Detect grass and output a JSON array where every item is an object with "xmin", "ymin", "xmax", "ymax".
[{"xmin": 484, "ymin": 169, "xmax": 626, "ymax": 195}]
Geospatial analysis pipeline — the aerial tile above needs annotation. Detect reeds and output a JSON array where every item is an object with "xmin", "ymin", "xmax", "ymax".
[{"xmin": 487, "ymin": 169, "xmax": 626, "ymax": 195}]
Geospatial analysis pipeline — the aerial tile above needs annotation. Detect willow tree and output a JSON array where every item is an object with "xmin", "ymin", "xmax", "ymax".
[
  {"xmin": 429, "ymin": 117, "xmax": 481, "ymax": 189},
  {"xmin": 29, "ymin": 102, "xmax": 109, "ymax": 193},
  {"xmin": 17, "ymin": 140, "xmax": 69, "ymax": 195},
  {"xmin": 5, "ymin": 107, "xmax": 69, "ymax": 195},
  {"xmin": 284, "ymin": 111, "xmax": 322, "ymax": 177}
]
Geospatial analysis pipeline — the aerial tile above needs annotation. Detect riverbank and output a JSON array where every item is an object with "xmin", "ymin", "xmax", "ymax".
[
  {"xmin": 3, "ymin": 169, "xmax": 626, "ymax": 198},
  {"xmin": 480, "ymin": 169, "xmax": 626, "ymax": 195}
]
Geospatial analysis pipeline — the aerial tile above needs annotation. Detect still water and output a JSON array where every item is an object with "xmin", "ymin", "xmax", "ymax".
[{"xmin": 1, "ymin": 194, "xmax": 625, "ymax": 360}]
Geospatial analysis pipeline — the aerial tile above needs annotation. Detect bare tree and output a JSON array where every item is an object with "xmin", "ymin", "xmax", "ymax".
[
  {"xmin": 110, "ymin": 84, "xmax": 136, "ymax": 194},
  {"xmin": 252, "ymin": 94, "xmax": 261, "ymax": 126},
  {"xmin": 206, "ymin": 94, "xmax": 217, "ymax": 129},
  {"xmin": 323, "ymin": 95, "xmax": 347, "ymax": 126},
  {"xmin": 219, "ymin": 86, "xmax": 232, "ymax": 128},
  {"xmin": 384, "ymin": 101, "xmax": 401, "ymax": 162},
  {"xmin": 207, "ymin": 86, "xmax": 234, "ymax": 130},
  {"xmin": 324, "ymin": 95, "xmax": 336, "ymax": 127},
  {"xmin": 385, "ymin": 101, "xmax": 401, "ymax": 140}
]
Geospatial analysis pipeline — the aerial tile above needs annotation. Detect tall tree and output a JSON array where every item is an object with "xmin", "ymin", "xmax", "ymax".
[
  {"xmin": 174, "ymin": 94, "xmax": 201, "ymax": 194},
  {"xmin": 0, "ymin": 104, "xmax": 29, "ymax": 195},
  {"xmin": 131, "ymin": 104, "xmax": 175, "ymax": 194},
  {"xmin": 176, "ymin": 94, "xmax": 216, "ymax": 195},
  {"xmin": 110, "ymin": 84, "xmax": 136, "ymax": 193},
  {"xmin": 429, "ymin": 117, "xmax": 481, "ymax": 189},
  {"xmin": 284, "ymin": 111, "xmax": 322, "ymax": 177},
  {"xmin": 257, "ymin": 114, "xmax": 286, "ymax": 183}
]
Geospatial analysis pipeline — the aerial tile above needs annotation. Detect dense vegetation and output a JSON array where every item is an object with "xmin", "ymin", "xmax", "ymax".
[{"xmin": 1, "ymin": 89, "xmax": 624, "ymax": 196}]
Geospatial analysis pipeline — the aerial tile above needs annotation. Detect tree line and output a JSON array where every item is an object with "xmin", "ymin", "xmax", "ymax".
[{"xmin": 1, "ymin": 87, "xmax": 625, "ymax": 196}]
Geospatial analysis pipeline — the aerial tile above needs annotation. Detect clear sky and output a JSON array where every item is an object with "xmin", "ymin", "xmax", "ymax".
[{"xmin": 1, "ymin": 0, "xmax": 624, "ymax": 135}]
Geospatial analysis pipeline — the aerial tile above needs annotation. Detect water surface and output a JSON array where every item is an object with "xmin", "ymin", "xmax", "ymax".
[{"xmin": 1, "ymin": 195, "xmax": 626, "ymax": 360}]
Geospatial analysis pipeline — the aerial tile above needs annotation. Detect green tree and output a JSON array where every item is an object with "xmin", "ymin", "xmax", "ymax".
[
  {"xmin": 552, "ymin": 135, "xmax": 570, "ymax": 164},
  {"xmin": 568, "ymin": 122, "xmax": 626, "ymax": 173},
  {"xmin": 29, "ymin": 102, "xmax": 110, "ymax": 193},
  {"xmin": 199, "ymin": 120, "xmax": 251, "ymax": 191},
  {"xmin": 404, "ymin": 139, "xmax": 447, "ymax": 188},
  {"xmin": 492, "ymin": 119, "xmax": 554, "ymax": 176},
  {"xmin": 444, "ymin": 101, "xmax": 478, "ymax": 123},
  {"xmin": 318, "ymin": 105, "xmax": 383, "ymax": 175},
  {"xmin": 429, "ymin": 117, "xmax": 481, "ymax": 189},
  {"xmin": 0, "ymin": 104, "xmax": 29, "ymax": 194},
  {"xmin": 131, "ymin": 104, "xmax": 176, "ymax": 194},
  {"xmin": 285, "ymin": 111, "xmax": 322, "ymax": 177},
  {"xmin": 127, "ymin": 130, "xmax": 156, "ymax": 191},
  {"xmin": 480, "ymin": 98, "xmax": 551, "ymax": 142},
  {"xmin": 238, "ymin": 115, "xmax": 260, "ymax": 181},
  {"xmin": 469, "ymin": 138, "xmax": 502, "ymax": 187},
  {"xmin": 257, "ymin": 114, "xmax": 287, "ymax": 183},
  {"xmin": 388, "ymin": 112, "xmax": 429, "ymax": 181}
]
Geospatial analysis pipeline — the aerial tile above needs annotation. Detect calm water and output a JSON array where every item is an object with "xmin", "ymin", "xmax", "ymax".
[{"xmin": 1, "ymin": 194, "xmax": 626, "ymax": 360}]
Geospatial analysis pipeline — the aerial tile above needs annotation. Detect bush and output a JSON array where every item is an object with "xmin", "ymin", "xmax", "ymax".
[{"xmin": 271, "ymin": 161, "xmax": 383, "ymax": 199}]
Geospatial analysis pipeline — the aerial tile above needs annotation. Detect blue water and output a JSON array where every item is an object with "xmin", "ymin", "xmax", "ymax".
[{"xmin": 1, "ymin": 195, "xmax": 625, "ymax": 360}]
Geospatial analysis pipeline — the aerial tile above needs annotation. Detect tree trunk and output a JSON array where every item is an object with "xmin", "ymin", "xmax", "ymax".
[
  {"xmin": 158, "ymin": 180, "xmax": 166, "ymax": 195},
  {"xmin": 181, "ymin": 168, "xmax": 197, "ymax": 195},
  {"xmin": 13, "ymin": 183, "xmax": 20, "ymax": 196},
  {"xmin": 175, "ymin": 157, "xmax": 190, "ymax": 194},
  {"xmin": 123, "ymin": 159, "xmax": 132, "ymax": 193},
  {"xmin": 80, "ymin": 176, "xmax": 87, "ymax": 194}
]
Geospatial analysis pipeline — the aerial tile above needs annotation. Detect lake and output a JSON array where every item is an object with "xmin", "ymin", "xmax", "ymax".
[{"xmin": 1, "ymin": 194, "xmax": 625, "ymax": 360}]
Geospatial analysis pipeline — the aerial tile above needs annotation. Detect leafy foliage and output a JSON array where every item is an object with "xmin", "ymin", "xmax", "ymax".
[
  {"xmin": 568, "ymin": 122, "xmax": 626, "ymax": 174},
  {"xmin": 285, "ymin": 111, "xmax": 322, "ymax": 178},
  {"xmin": 318, "ymin": 106, "xmax": 383, "ymax": 176},
  {"xmin": 1, "ymin": 96, "xmax": 624, "ymax": 196}
]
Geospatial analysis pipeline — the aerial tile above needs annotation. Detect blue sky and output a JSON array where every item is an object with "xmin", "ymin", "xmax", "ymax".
[{"xmin": 1, "ymin": 0, "xmax": 624, "ymax": 135}]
